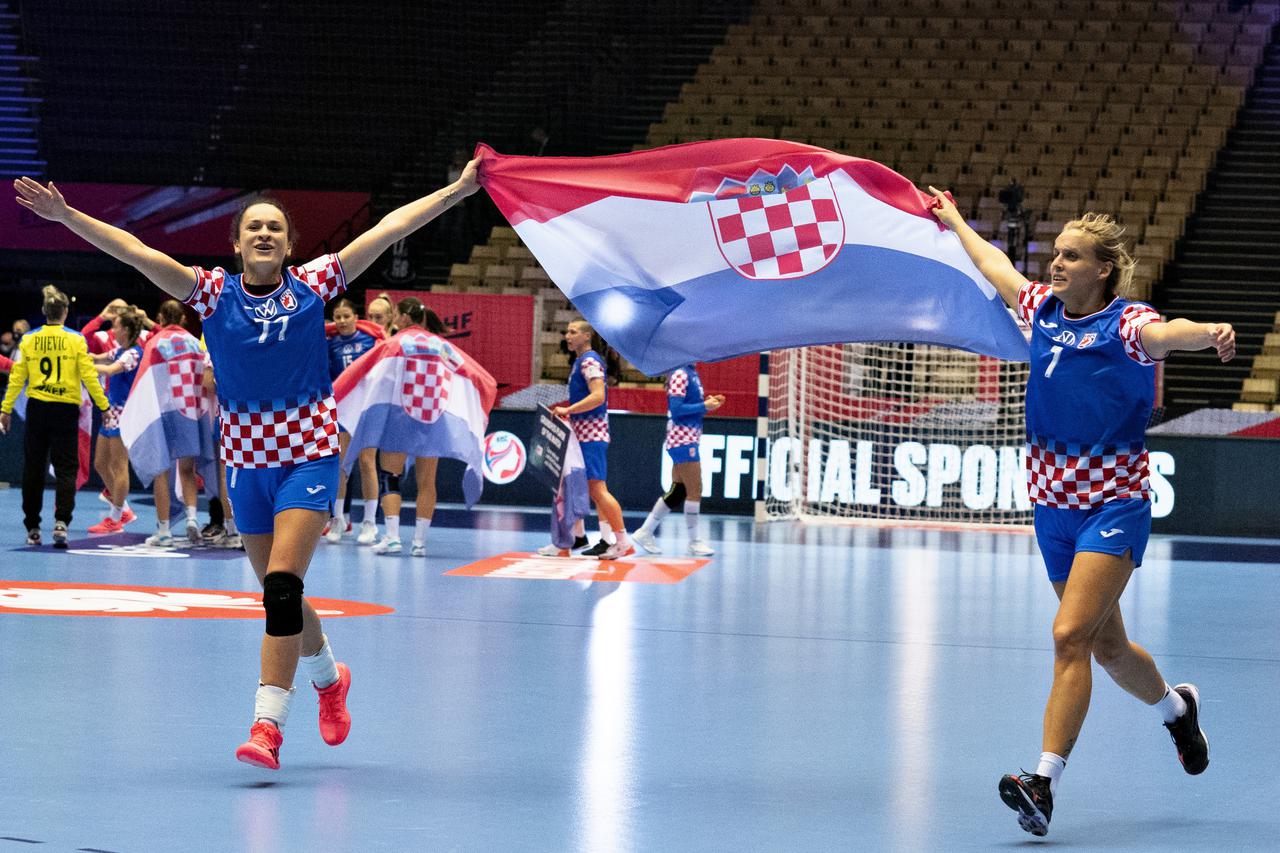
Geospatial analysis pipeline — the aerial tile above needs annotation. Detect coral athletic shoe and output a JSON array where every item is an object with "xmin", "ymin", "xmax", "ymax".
[
  {"xmin": 1164, "ymin": 683, "xmax": 1210, "ymax": 775},
  {"xmin": 120, "ymin": 506, "xmax": 136, "ymax": 525},
  {"xmin": 315, "ymin": 663, "xmax": 352, "ymax": 746},
  {"xmin": 999, "ymin": 772, "xmax": 1053, "ymax": 837},
  {"xmin": 235, "ymin": 721, "xmax": 283, "ymax": 770},
  {"xmin": 599, "ymin": 540, "xmax": 636, "ymax": 560},
  {"xmin": 88, "ymin": 516, "xmax": 125, "ymax": 535}
]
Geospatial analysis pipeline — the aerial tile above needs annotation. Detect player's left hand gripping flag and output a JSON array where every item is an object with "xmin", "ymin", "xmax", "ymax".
[{"xmin": 476, "ymin": 138, "xmax": 1029, "ymax": 376}]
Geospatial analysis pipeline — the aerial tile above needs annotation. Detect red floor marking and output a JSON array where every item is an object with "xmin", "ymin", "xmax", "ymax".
[
  {"xmin": 0, "ymin": 580, "xmax": 394, "ymax": 618},
  {"xmin": 444, "ymin": 552, "xmax": 711, "ymax": 584}
]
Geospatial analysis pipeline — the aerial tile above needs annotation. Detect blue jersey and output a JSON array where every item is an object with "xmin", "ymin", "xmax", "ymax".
[
  {"xmin": 105, "ymin": 344, "xmax": 143, "ymax": 408},
  {"xmin": 568, "ymin": 349, "xmax": 609, "ymax": 443},
  {"xmin": 328, "ymin": 329, "xmax": 378, "ymax": 379},
  {"xmin": 665, "ymin": 364, "xmax": 705, "ymax": 448},
  {"xmin": 184, "ymin": 254, "xmax": 347, "ymax": 468},
  {"xmin": 1017, "ymin": 282, "xmax": 1163, "ymax": 508}
]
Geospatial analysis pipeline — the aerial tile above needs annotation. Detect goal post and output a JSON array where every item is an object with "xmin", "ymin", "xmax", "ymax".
[{"xmin": 758, "ymin": 342, "xmax": 1034, "ymax": 526}]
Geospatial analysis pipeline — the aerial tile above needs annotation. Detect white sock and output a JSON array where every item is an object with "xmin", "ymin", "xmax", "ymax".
[
  {"xmin": 1036, "ymin": 751, "xmax": 1066, "ymax": 794},
  {"xmin": 572, "ymin": 518, "xmax": 586, "ymax": 537},
  {"xmin": 363, "ymin": 500, "xmax": 377, "ymax": 524},
  {"xmin": 109, "ymin": 503, "xmax": 123, "ymax": 522},
  {"xmin": 300, "ymin": 635, "xmax": 340, "ymax": 689},
  {"xmin": 156, "ymin": 520, "xmax": 170, "ymax": 535},
  {"xmin": 599, "ymin": 520, "xmax": 616, "ymax": 545},
  {"xmin": 185, "ymin": 505, "xmax": 198, "ymax": 524},
  {"xmin": 385, "ymin": 516, "xmax": 400, "ymax": 541},
  {"xmin": 639, "ymin": 498, "xmax": 670, "ymax": 535},
  {"xmin": 332, "ymin": 510, "xmax": 345, "ymax": 529},
  {"xmin": 225, "ymin": 517, "xmax": 238, "ymax": 535},
  {"xmin": 122, "ymin": 499, "xmax": 132, "ymax": 514},
  {"xmin": 254, "ymin": 683, "xmax": 294, "ymax": 729},
  {"xmin": 684, "ymin": 500, "xmax": 701, "ymax": 540},
  {"xmin": 1155, "ymin": 683, "xmax": 1188, "ymax": 723},
  {"xmin": 415, "ymin": 518, "xmax": 431, "ymax": 543}
]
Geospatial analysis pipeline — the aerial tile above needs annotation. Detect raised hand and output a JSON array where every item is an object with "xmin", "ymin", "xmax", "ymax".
[
  {"xmin": 926, "ymin": 185, "xmax": 964, "ymax": 230},
  {"xmin": 454, "ymin": 157, "xmax": 482, "ymax": 198},
  {"xmin": 14, "ymin": 177, "xmax": 71, "ymax": 222}
]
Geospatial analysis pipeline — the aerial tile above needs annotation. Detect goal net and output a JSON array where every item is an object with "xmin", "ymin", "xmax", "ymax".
[{"xmin": 763, "ymin": 343, "xmax": 1033, "ymax": 526}]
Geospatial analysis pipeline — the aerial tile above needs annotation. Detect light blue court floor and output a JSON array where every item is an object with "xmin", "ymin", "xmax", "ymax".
[{"xmin": 2, "ymin": 489, "xmax": 1278, "ymax": 853}]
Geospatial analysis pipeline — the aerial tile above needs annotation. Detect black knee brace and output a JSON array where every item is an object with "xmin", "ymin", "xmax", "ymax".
[
  {"xmin": 378, "ymin": 468, "xmax": 401, "ymax": 496},
  {"xmin": 262, "ymin": 571, "xmax": 304, "ymax": 637},
  {"xmin": 662, "ymin": 481, "xmax": 687, "ymax": 510}
]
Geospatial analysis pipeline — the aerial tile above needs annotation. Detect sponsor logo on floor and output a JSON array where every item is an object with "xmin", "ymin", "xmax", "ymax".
[
  {"xmin": 0, "ymin": 580, "xmax": 395, "ymax": 618},
  {"xmin": 445, "ymin": 552, "xmax": 710, "ymax": 584}
]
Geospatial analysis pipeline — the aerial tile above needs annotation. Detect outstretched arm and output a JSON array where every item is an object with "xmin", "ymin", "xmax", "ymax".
[
  {"xmin": 926, "ymin": 186, "xmax": 1028, "ymax": 310},
  {"xmin": 338, "ymin": 158, "xmax": 481, "ymax": 282},
  {"xmin": 14, "ymin": 178, "xmax": 196, "ymax": 300},
  {"xmin": 1142, "ymin": 319, "xmax": 1235, "ymax": 363}
]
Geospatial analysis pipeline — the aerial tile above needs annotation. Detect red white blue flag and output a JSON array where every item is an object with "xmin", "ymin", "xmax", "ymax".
[
  {"xmin": 119, "ymin": 326, "xmax": 219, "ymax": 505},
  {"xmin": 477, "ymin": 138, "xmax": 1029, "ymax": 374},
  {"xmin": 333, "ymin": 328, "xmax": 497, "ymax": 506}
]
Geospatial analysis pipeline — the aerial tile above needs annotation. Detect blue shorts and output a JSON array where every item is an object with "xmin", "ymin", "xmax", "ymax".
[
  {"xmin": 226, "ymin": 455, "xmax": 341, "ymax": 535},
  {"xmin": 666, "ymin": 443, "xmax": 699, "ymax": 464},
  {"xmin": 580, "ymin": 440, "xmax": 608, "ymax": 481},
  {"xmin": 1033, "ymin": 499, "xmax": 1152, "ymax": 583}
]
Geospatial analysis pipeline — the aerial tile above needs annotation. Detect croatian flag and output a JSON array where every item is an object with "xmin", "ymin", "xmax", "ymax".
[
  {"xmin": 550, "ymin": 431, "xmax": 591, "ymax": 549},
  {"xmin": 476, "ymin": 139, "xmax": 1029, "ymax": 375},
  {"xmin": 333, "ymin": 328, "xmax": 497, "ymax": 506},
  {"xmin": 119, "ymin": 327, "xmax": 218, "ymax": 507}
]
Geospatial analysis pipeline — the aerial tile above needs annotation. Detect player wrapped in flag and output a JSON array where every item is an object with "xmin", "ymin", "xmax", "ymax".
[
  {"xmin": 549, "ymin": 430, "xmax": 591, "ymax": 552},
  {"xmin": 476, "ymin": 138, "xmax": 1030, "ymax": 375},
  {"xmin": 333, "ymin": 327, "xmax": 497, "ymax": 506},
  {"xmin": 118, "ymin": 325, "xmax": 220, "ymax": 516}
]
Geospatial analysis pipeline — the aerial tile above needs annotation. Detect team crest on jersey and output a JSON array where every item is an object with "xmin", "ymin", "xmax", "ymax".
[
  {"xmin": 693, "ymin": 164, "xmax": 844, "ymax": 280},
  {"xmin": 280, "ymin": 289, "xmax": 297, "ymax": 311},
  {"xmin": 253, "ymin": 299, "xmax": 278, "ymax": 320},
  {"xmin": 1078, "ymin": 333, "xmax": 1097, "ymax": 348}
]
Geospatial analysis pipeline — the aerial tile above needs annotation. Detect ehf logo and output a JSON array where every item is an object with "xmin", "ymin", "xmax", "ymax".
[
  {"xmin": 253, "ymin": 299, "xmax": 278, "ymax": 320},
  {"xmin": 482, "ymin": 431, "xmax": 526, "ymax": 484},
  {"xmin": 280, "ymin": 289, "xmax": 297, "ymax": 311},
  {"xmin": 693, "ymin": 164, "xmax": 844, "ymax": 280},
  {"xmin": 1078, "ymin": 333, "xmax": 1097, "ymax": 348}
]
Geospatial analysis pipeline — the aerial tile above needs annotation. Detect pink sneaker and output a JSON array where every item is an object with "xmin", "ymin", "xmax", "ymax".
[
  {"xmin": 315, "ymin": 662, "xmax": 351, "ymax": 746},
  {"xmin": 235, "ymin": 721, "xmax": 283, "ymax": 770},
  {"xmin": 120, "ymin": 507, "xmax": 136, "ymax": 525},
  {"xmin": 88, "ymin": 516, "xmax": 125, "ymax": 535}
]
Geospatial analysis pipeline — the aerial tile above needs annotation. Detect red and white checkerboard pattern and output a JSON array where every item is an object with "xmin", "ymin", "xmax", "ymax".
[
  {"xmin": 1026, "ymin": 438, "xmax": 1150, "ymax": 508},
  {"xmin": 186, "ymin": 266, "xmax": 226, "ymax": 319},
  {"xmin": 665, "ymin": 423, "xmax": 702, "ymax": 450},
  {"xmin": 167, "ymin": 356, "xmax": 205, "ymax": 419},
  {"xmin": 290, "ymin": 254, "xmax": 347, "ymax": 302},
  {"xmin": 220, "ymin": 395, "xmax": 340, "ymax": 469},
  {"xmin": 1016, "ymin": 282, "xmax": 1052, "ymax": 324},
  {"xmin": 571, "ymin": 415, "xmax": 610, "ymax": 444},
  {"xmin": 666, "ymin": 369, "xmax": 689, "ymax": 397},
  {"xmin": 1119, "ymin": 304, "xmax": 1162, "ymax": 365},
  {"xmin": 102, "ymin": 404, "xmax": 124, "ymax": 432},
  {"xmin": 709, "ymin": 179, "xmax": 844, "ymax": 279},
  {"xmin": 402, "ymin": 355, "xmax": 455, "ymax": 424}
]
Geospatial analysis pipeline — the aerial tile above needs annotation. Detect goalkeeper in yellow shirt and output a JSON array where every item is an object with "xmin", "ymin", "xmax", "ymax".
[{"xmin": 1, "ymin": 285, "xmax": 109, "ymax": 547}]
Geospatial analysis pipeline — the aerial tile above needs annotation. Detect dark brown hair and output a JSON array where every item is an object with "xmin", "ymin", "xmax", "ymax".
[{"xmin": 156, "ymin": 299, "xmax": 187, "ymax": 328}]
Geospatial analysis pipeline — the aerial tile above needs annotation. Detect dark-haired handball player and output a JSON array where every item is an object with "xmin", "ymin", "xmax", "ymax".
[
  {"xmin": 928, "ymin": 187, "xmax": 1232, "ymax": 837},
  {"xmin": 550, "ymin": 319, "xmax": 633, "ymax": 560},
  {"xmin": 632, "ymin": 363, "xmax": 723, "ymax": 556},
  {"xmin": 87, "ymin": 307, "xmax": 146, "ymax": 534},
  {"xmin": 324, "ymin": 297, "xmax": 381, "ymax": 543},
  {"xmin": 14, "ymin": 158, "xmax": 480, "ymax": 770}
]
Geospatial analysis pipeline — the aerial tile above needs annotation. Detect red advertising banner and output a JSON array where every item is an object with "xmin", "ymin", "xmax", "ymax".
[
  {"xmin": 372, "ymin": 290, "xmax": 534, "ymax": 393},
  {"xmin": 3, "ymin": 183, "xmax": 369, "ymax": 257}
]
